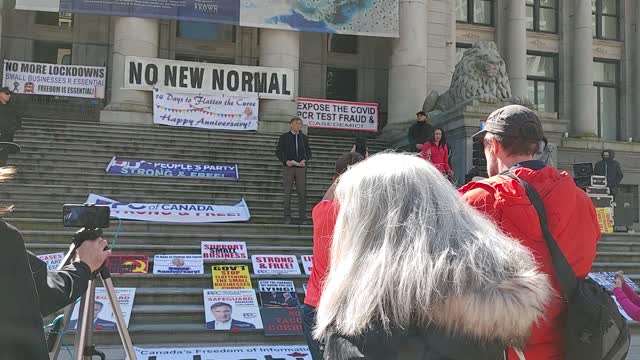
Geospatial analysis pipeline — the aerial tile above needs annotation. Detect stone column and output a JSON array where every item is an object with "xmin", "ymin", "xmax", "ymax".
[
  {"xmin": 101, "ymin": 17, "xmax": 159, "ymax": 124},
  {"xmin": 635, "ymin": 1, "xmax": 640, "ymax": 140},
  {"xmin": 572, "ymin": 0, "xmax": 596, "ymax": 136},
  {"xmin": 504, "ymin": 0, "xmax": 528, "ymax": 99},
  {"xmin": 259, "ymin": 29, "xmax": 300, "ymax": 133},
  {"xmin": 387, "ymin": 0, "xmax": 428, "ymax": 126}
]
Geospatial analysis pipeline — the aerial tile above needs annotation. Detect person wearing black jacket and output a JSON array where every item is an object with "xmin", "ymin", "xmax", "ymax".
[
  {"xmin": 275, "ymin": 117, "xmax": 312, "ymax": 224},
  {"xmin": 0, "ymin": 87, "xmax": 20, "ymax": 166},
  {"xmin": 0, "ymin": 166, "xmax": 111, "ymax": 360},
  {"xmin": 594, "ymin": 149, "xmax": 624, "ymax": 198},
  {"xmin": 407, "ymin": 111, "xmax": 433, "ymax": 153}
]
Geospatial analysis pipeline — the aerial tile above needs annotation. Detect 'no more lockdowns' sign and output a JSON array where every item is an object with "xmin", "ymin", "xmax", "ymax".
[{"xmin": 124, "ymin": 56, "xmax": 294, "ymax": 100}]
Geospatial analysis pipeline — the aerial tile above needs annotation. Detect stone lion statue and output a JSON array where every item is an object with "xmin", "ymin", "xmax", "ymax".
[{"xmin": 423, "ymin": 41, "xmax": 530, "ymax": 115}]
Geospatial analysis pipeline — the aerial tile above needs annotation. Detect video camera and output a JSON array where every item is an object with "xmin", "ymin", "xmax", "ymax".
[{"xmin": 62, "ymin": 204, "xmax": 110, "ymax": 229}]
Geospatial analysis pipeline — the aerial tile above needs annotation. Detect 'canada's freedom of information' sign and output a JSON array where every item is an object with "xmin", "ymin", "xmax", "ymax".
[{"xmin": 125, "ymin": 57, "xmax": 294, "ymax": 100}]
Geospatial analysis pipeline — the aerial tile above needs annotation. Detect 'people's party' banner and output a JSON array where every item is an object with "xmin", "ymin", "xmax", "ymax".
[{"xmin": 106, "ymin": 156, "xmax": 239, "ymax": 180}]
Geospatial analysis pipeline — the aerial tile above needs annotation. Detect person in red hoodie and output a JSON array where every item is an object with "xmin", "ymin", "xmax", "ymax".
[
  {"xmin": 459, "ymin": 105, "xmax": 600, "ymax": 360},
  {"xmin": 302, "ymin": 152, "xmax": 364, "ymax": 360},
  {"xmin": 420, "ymin": 128, "xmax": 454, "ymax": 181}
]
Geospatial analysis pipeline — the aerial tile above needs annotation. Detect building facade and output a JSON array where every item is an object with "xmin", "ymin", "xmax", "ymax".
[{"xmin": 1, "ymin": 0, "xmax": 640, "ymax": 225}]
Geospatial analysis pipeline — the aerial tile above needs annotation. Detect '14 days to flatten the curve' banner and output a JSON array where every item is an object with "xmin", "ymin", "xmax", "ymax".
[
  {"xmin": 86, "ymin": 193, "xmax": 250, "ymax": 223},
  {"xmin": 2, "ymin": 60, "xmax": 106, "ymax": 99},
  {"xmin": 29, "ymin": 0, "xmax": 399, "ymax": 38},
  {"xmin": 154, "ymin": 88, "xmax": 259, "ymax": 131},
  {"xmin": 127, "ymin": 56, "xmax": 294, "ymax": 100}
]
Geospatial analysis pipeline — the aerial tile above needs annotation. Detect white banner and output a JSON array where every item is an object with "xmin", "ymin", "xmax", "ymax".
[
  {"xmin": 37, "ymin": 252, "xmax": 65, "ymax": 271},
  {"xmin": 297, "ymin": 98, "xmax": 379, "ymax": 132},
  {"xmin": 201, "ymin": 241, "xmax": 248, "ymax": 261},
  {"xmin": 301, "ymin": 255, "xmax": 313, "ymax": 276},
  {"xmin": 69, "ymin": 288, "xmax": 136, "ymax": 331},
  {"xmin": 251, "ymin": 255, "xmax": 301, "ymax": 275},
  {"xmin": 153, "ymin": 255, "xmax": 204, "ymax": 275},
  {"xmin": 3, "ymin": 60, "xmax": 106, "ymax": 99},
  {"xmin": 86, "ymin": 193, "xmax": 250, "ymax": 223},
  {"xmin": 15, "ymin": 0, "xmax": 59, "ymax": 12},
  {"xmin": 125, "ymin": 56, "xmax": 294, "ymax": 100},
  {"xmin": 203, "ymin": 289, "xmax": 263, "ymax": 331},
  {"xmin": 133, "ymin": 345, "xmax": 311, "ymax": 360},
  {"xmin": 154, "ymin": 89, "xmax": 259, "ymax": 131}
]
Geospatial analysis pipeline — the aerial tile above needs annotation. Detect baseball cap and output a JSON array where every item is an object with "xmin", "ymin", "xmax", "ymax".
[
  {"xmin": 0, "ymin": 87, "xmax": 14, "ymax": 95},
  {"xmin": 0, "ymin": 142, "xmax": 21, "ymax": 155},
  {"xmin": 472, "ymin": 105, "xmax": 544, "ymax": 141}
]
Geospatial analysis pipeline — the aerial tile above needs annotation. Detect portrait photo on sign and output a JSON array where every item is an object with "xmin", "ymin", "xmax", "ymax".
[
  {"xmin": 203, "ymin": 289, "xmax": 263, "ymax": 331},
  {"xmin": 68, "ymin": 288, "xmax": 135, "ymax": 331}
]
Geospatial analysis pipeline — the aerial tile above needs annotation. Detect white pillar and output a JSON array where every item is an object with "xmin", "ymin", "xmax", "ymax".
[
  {"xmin": 387, "ymin": 0, "xmax": 428, "ymax": 125},
  {"xmin": 259, "ymin": 29, "xmax": 299, "ymax": 133},
  {"xmin": 504, "ymin": 0, "xmax": 528, "ymax": 99},
  {"xmin": 573, "ymin": 0, "xmax": 596, "ymax": 136},
  {"xmin": 101, "ymin": 17, "xmax": 158, "ymax": 124}
]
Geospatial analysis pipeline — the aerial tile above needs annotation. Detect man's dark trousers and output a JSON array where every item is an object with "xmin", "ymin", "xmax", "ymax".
[
  {"xmin": 283, "ymin": 166, "xmax": 307, "ymax": 221},
  {"xmin": 302, "ymin": 304, "xmax": 323, "ymax": 359}
]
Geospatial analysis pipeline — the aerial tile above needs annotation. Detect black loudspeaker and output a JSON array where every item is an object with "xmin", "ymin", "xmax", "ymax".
[{"xmin": 573, "ymin": 163, "xmax": 593, "ymax": 178}]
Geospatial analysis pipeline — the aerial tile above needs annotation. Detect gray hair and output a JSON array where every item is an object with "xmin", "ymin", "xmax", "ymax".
[{"xmin": 314, "ymin": 153, "xmax": 549, "ymax": 343}]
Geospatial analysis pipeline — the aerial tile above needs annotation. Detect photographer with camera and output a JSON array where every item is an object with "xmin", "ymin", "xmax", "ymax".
[{"xmin": 0, "ymin": 165, "xmax": 111, "ymax": 360}]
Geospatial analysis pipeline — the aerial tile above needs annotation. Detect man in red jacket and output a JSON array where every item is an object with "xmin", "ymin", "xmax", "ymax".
[{"xmin": 459, "ymin": 105, "xmax": 600, "ymax": 360}]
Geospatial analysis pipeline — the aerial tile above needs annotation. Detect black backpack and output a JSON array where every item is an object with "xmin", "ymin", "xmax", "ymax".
[{"xmin": 507, "ymin": 173, "xmax": 630, "ymax": 360}]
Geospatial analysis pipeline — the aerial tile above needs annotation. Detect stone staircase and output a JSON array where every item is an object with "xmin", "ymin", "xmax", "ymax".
[
  {"xmin": 6, "ymin": 117, "xmax": 640, "ymax": 357},
  {"xmin": 5, "ymin": 117, "xmax": 386, "ymax": 357}
]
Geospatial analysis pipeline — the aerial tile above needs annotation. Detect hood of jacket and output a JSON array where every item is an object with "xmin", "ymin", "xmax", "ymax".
[
  {"xmin": 428, "ymin": 261, "xmax": 550, "ymax": 347},
  {"xmin": 602, "ymin": 149, "xmax": 616, "ymax": 160}
]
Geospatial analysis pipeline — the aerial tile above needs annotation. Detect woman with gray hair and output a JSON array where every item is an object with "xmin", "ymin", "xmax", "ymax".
[{"xmin": 313, "ymin": 153, "xmax": 551, "ymax": 360}]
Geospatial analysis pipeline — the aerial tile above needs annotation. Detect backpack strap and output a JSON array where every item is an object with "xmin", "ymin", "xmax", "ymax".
[{"xmin": 505, "ymin": 172, "xmax": 577, "ymax": 301}]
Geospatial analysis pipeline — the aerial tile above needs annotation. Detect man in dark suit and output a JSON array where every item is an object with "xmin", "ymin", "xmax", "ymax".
[
  {"xmin": 68, "ymin": 301, "xmax": 117, "ymax": 331},
  {"xmin": 205, "ymin": 302, "xmax": 256, "ymax": 330},
  {"xmin": 275, "ymin": 117, "xmax": 312, "ymax": 225}
]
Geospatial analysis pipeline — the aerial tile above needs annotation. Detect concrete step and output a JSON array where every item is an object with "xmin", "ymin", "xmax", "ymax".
[
  {"xmin": 10, "ymin": 218, "xmax": 313, "ymax": 236},
  {"xmin": 595, "ymin": 251, "xmax": 640, "ymax": 262},
  {"xmin": 599, "ymin": 233, "xmax": 640, "ymax": 242},
  {"xmin": 23, "ymin": 231, "xmax": 312, "ymax": 247},
  {"xmin": 10, "ymin": 206, "xmax": 312, "ymax": 220},
  {"xmin": 19, "ymin": 119, "xmax": 387, "ymax": 146},
  {"xmin": 13, "ymin": 135, "xmax": 378, "ymax": 158},
  {"xmin": 592, "ymin": 262, "xmax": 640, "ymax": 273},
  {"xmin": 10, "ymin": 172, "xmax": 333, "ymax": 192},
  {"xmin": 56, "ymin": 323, "xmax": 305, "ymax": 347},
  {"xmin": 132, "ymin": 287, "xmax": 306, "ymax": 306},
  {"xmin": 597, "ymin": 241, "xmax": 640, "ymax": 252},
  {"xmin": 12, "ymin": 162, "xmax": 336, "ymax": 179},
  {"xmin": 1, "ymin": 189, "xmax": 315, "ymax": 210},
  {"xmin": 10, "ymin": 147, "xmax": 340, "ymax": 169},
  {"xmin": 0, "ymin": 183, "xmax": 328, "ymax": 202},
  {"xmin": 108, "ymin": 273, "xmax": 309, "ymax": 289},
  {"xmin": 29, "ymin": 243, "xmax": 312, "ymax": 259}
]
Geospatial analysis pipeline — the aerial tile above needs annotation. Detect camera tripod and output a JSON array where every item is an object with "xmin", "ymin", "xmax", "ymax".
[{"xmin": 49, "ymin": 228, "xmax": 137, "ymax": 360}]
